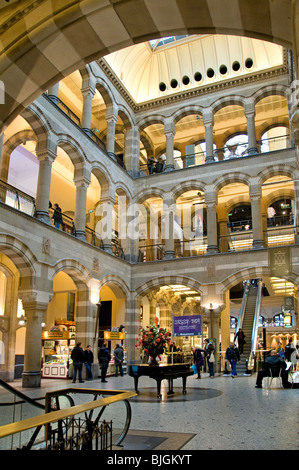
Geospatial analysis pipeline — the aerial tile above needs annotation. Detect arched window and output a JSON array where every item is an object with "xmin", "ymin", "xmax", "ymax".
[
  {"xmin": 224, "ymin": 135, "xmax": 248, "ymax": 159},
  {"xmin": 260, "ymin": 126, "xmax": 291, "ymax": 153}
]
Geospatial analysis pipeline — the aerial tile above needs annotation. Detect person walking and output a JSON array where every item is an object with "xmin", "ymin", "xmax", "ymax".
[
  {"xmin": 98, "ymin": 342, "xmax": 111, "ymax": 383},
  {"xmin": 285, "ymin": 337, "xmax": 295, "ymax": 362},
  {"xmin": 84, "ymin": 345, "xmax": 94, "ymax": 381},
  {"xmin": 225, "ymin": 342, "xmax": 241, "ymax": 378},
  {"xmin": 204, "ymin": 338, "xmax": 215, "ymax": 378},
  {"xmin": 71, "ymin": 342, "xmax": 85, "ymax": 383},
  {"xmin": 114, "ymin": 344, "xmax": 124, "ymax": 377}
]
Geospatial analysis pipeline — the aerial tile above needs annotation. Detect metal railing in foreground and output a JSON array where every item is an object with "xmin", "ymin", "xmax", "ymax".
[{"xmin": 0, "ymin": 387, "xmax": 136, "ymax": 451}]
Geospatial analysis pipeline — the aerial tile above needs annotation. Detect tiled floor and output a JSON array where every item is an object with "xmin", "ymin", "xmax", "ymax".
[{"xmin": 0, "ymin": 371, "xmax": 298, "ymax": 451}]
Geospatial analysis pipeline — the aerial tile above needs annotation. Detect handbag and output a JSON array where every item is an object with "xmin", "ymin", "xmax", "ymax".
[
  {"xmin": 209, "ymin": 352, "xmax": 215, "ymax": 363},
  {"xmin": 192, "ymin": 364, "xmax": 197, "ymax": 374}
]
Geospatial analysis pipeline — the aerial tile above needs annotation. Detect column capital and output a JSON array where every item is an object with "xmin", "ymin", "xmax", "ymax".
[
  {"xmin": 202, "ymin": 108, "xmax": 214, "ymax": 126},
  {"xmin": 244, "ymin": 99, "xmax": 256, "ymax": 116},
  {"xmin": 73, "ymin": 175, "xmax": 91, "ymax": 188},
  {"xmin": 164, "ymin": 119, "xmax": 175, "ymax": 135}
]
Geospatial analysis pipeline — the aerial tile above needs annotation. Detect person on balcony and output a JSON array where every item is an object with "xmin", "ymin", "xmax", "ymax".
[{"xmin": 52, "ymin": 203, "xmax": 63, "ymax": 229}]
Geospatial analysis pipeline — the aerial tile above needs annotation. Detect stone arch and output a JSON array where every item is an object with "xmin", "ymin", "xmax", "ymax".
[
  {"xmin": 211, "ymin": 95, "xmax": 246, "ymax": 115},
  {"xmin": 134, "ymin": 187, "xmax": 165, "ymax": 205},
  {"xmin": 252, "ymin": 84, "xmax": 290, "ymax": 106},
  {"xmin": 257, "ymin": 164, "xmax": 296, "ymax": 186},
  {"xmin": 0, "ymin": 234, "xmax": 37, "ymax": 290},
  {"xmin": 98, "ymin": 274, "xmax": 130, "ymax": 298},
  {"xmin": 1, "ymin": 129, "xmax": 38, "ymax": 181},
  {"xmin": 56, "ymin": 134, "xmax": 87, "ymax": 174},
  {"xmin": 52, "ymin": 259, "xmax": 91, "ymax": 288},
  {"xmin": 171, "ymin": 105, "xmax": 204, "ymax": 125},
  {"xmin": 0, "ymin": 0, "xmax": 293, "ymax": 131},
  {"xmin": 213, "ymin": 172, "xmax": 251, "ymax": 193},
  {"xmin": 135, "ymin": 275, "xmax": 203, "ymax": 300},
  {"xmin": 172, "ymin": 181, "xmax": 206, "ymax": 201}
]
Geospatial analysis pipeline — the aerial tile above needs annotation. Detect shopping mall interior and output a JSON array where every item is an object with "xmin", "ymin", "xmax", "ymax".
[{"xmin": 0, "ymin": 0, "xmax": 298, "ymax": 452}]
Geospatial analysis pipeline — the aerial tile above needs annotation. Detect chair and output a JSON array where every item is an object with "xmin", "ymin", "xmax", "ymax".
[{"xmin": 265, "ymin": 366, "xmax": 283, "ymax": 388}]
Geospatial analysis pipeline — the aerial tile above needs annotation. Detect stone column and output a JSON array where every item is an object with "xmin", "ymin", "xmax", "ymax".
[
  {"xmin": 164, "ymin": 120, "xmax": 175, "ymax": 171},
  {"xmin": 293, "ymin": 170, "xmax": 299, "ymax": 243},
  {"xmin": 250, "ymin": 185, "xmax": 264, "ymax": 249},
  {"xmin": 245, "ymin": 101, "xmax": 258, "ymax": 155},
  {"xmin": 205, "ymin": 187, "xmax": 219, "ymax": 253},
  {"xmin": 203, "ymin": 111, "xmax": 215, "ymax": 163},
  {"xmin": 125, "ymin": 294, "xmax": 141, "ymax": 365},
  {"xmin": 124, "ymin": 126, "xmax": 140, "ymax": 177},
  {"xmin": 35, "ymin": 146, "xmax": 56, "ymax": 223},
  {"xmin": 20, "ymin": 293, "xmax": 48, "ymax": 388},
  {"xmin": 47, "ymin": 83, "xmax": 59, "ymax": 105},
  {"xmin": 106, "ymin": 107, "xmax": 118, "ymax": 155},
  {"xmin": 74, "ymin": 175, "xmax": 90, "ymax": 240},
  {"xmin": 81, "ymin": 84, "xmax": 95, "ymax": 136},
  {"xmin": 163, "ymin": 193, "xmax": 175, "ymax": 259}
]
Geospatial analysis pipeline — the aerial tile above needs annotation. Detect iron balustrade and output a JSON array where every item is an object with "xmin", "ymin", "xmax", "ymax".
[{"xmin": 0, "ymin": 380, "xmax": 136, "ymax": 451}]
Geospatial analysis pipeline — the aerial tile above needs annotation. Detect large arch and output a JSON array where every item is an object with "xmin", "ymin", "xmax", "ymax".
[{"xmin": 0, "ymin": 1, "xmax": 294, "ymax": 132}]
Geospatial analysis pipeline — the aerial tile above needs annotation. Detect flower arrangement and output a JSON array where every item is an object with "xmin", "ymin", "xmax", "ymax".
[{"xmin": 135, "ymin": 317, "xmax": 172, "ymax": 360}]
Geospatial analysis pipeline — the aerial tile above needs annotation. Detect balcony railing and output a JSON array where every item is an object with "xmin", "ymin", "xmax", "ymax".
[
  {"xmin": 0, "ymin": 180, "xmax": 36, "ymax": 216},
  {"xmin": 0, "ymin": 380, "xmax": 136, "ymax": 451},
  {"xmin": 140, "ymin": 134, "xmax": 293, "ymax": 176}
]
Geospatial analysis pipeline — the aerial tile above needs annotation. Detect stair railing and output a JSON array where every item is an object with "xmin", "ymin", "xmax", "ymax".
[{"xmin": 248, "ymin": 279, "xmax": 263, "ymax": 368}]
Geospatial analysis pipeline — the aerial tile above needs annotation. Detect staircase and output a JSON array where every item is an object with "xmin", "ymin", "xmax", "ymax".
[{"xmin": 237, "ymin": 284, "xmax": 259, "ymax": 375}]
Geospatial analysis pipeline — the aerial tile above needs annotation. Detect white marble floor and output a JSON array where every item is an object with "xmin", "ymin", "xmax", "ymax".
[{"xmin": 0, "ymin": 371, "xmax": 298, "ymax": 451}]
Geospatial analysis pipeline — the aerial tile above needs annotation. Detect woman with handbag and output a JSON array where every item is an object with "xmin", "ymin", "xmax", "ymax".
[
  {"xmin": 192, "ymin": 346, "xmax": 205, "ymax": 379},
  {"xmin": 204, "ymin": 338, "xmax": 215, "ymax": 378}
]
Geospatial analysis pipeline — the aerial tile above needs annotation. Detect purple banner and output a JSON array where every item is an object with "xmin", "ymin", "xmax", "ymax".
[{"xmin": 173, "ymin": 315, "xmax": 202, "ymax": 336}]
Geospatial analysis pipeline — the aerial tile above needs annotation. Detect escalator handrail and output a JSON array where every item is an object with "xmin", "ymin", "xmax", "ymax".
[
  {"xmin": 0, "ymin": 378, "xmax": 45, "ymax": 410},
  {"xmin": 249, "ymin": 280, "xmax": 263, "ymax": 365}
]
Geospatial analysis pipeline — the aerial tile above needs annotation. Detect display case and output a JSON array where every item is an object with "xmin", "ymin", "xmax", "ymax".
[{"xmin": 41, "ymin": 321, "xmax": 76, "ymax": 379}]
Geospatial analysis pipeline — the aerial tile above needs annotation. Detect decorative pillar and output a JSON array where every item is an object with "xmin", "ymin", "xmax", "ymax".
[
  {"xmin": 250, "ymin": 184, "xmax": 264, "ymax": 249},
  {"xmin": 164, "ymin": 120, "xmax": 175, "ymax": 171},
  {"xmin": 203, "ymin": 111, "xmax": 215, "ymax": 163},
  {"xmin": 20, "ymin": 293, "xmax": 49, "ymax": 388},
  {"xmin": 74, "ymin": 175, "xmax": 90, "ymax": 240},
  {"xmin": 106, "ymin": 107, "xmax": 118, "ymax": 155},
  {"xmin": 81, "ymin": 83, "xmax": 95, "ymax": 136},
  {"xmin": 163, "ymin": 193, "xmax": 175, "ymax": 259},
  {"xmin": 124, "ymin": 126, "xmax": 140, "ymax": 177},
  {"xmin": 205, "ymin": 187, "xmax": 219, "ymax": 253},
  {"xmin": 35, "ymin": 145, "xmax": 57, "ymax": 223},
  {"xmin": 126, "ymin": 294, "xmax": 141, "ymax": 365},
  {"xmin": 245, "ymin": 101, "xmax": 258, "ymax": 155}
]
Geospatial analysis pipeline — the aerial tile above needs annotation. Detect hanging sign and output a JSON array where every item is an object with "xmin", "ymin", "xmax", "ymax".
[{"xmin": 173, "ymin": 315, "xmax": 202, "ymax": 336}]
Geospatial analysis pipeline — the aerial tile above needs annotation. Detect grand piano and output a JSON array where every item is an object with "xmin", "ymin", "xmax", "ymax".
[{"xmin": 128, "ymin": 363, "xmax": 194, "ymax": 398}]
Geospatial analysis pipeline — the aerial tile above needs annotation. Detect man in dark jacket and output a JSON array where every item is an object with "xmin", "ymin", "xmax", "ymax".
[
  {"xmin": 84, "ymin": 345, "xmax": 94, "ymax": 381},
  {"xmin": 255, "ymin": 350, "xmax": 291, "ymax": 388},
  {"xmin": 98, "ymin": 342, "xmax": 111, "ymax": 383},
  {"xmin": 71, "ymin": 342, "xmax": 85, "ymax": 383},
  {"xmin": 114, "ymin": 344, "xmax": 124, "ymax": 377},
  {"xmin": 225, "ymin": 342, "xmax": 240, "ymax": 378}
]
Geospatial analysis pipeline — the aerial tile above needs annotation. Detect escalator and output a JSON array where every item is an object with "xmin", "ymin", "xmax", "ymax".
[{"xmin": 234, "ymin": 279, "xmax": 262, "ymax": 374}]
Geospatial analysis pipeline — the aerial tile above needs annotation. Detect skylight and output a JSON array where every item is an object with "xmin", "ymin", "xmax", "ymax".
[{"xmin": 149, "ymin": 36, "xmax": 190, "ymax": 51}]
